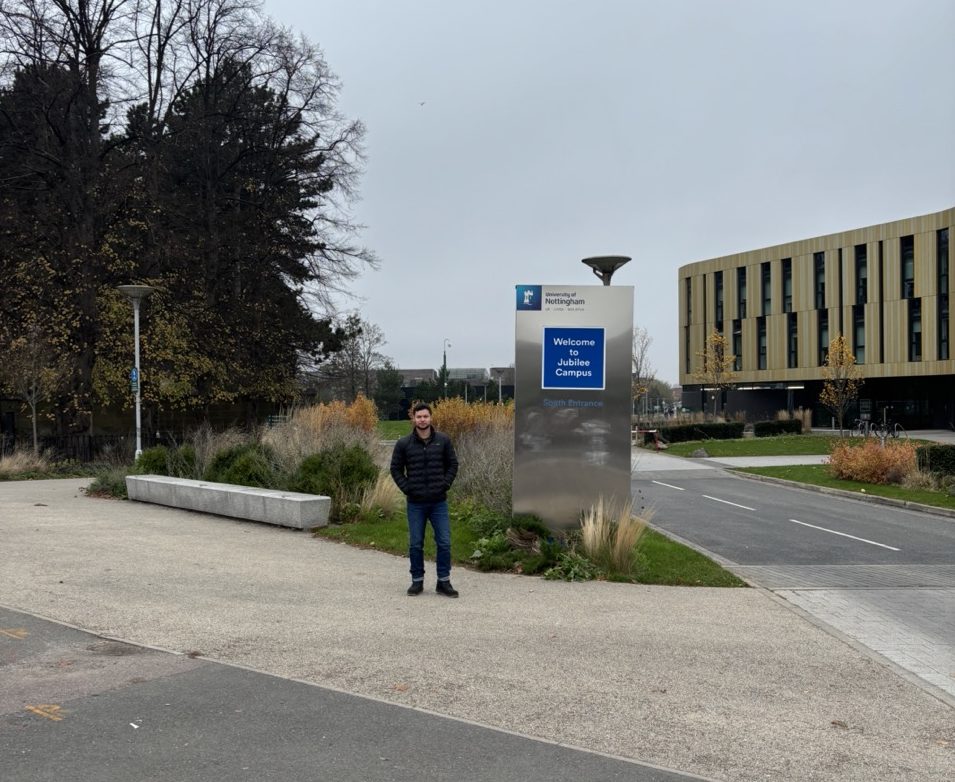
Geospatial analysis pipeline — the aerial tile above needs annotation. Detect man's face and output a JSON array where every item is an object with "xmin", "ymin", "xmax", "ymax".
[{"xmin": 414, "ymin": 409, "xmax": 432, "ymax": 431}]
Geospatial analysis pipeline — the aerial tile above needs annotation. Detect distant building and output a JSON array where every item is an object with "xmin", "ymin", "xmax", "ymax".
[
  {"xmin": 398, "ymin": 368, "xmax": 437, "ymax": 387},
  {"xmin": 678, "ymin": 207, "xmax": 954, "ymax": 427}
]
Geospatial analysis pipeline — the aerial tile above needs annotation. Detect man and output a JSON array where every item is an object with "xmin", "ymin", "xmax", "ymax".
[{"xmin": 390, "ymin": 402, "xmax": 460, "ymax": 597}]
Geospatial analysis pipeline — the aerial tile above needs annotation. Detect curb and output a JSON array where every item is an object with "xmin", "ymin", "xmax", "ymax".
[{"xmin": 730, "ymin": 469, "xmax": 955, "ymax": 521}]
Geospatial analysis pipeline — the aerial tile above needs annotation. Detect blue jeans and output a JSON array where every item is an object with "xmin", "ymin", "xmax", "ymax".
[{"xmin": 407, "ymin": 500, "xmax": 451, "ymax": 582}]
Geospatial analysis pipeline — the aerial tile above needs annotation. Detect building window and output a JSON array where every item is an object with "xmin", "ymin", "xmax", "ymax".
[
  {"xmin": 878, "ymin": 240, "xmax": 884, "ymax": 363},
  {"xmin": 732, "ymin": 319, "xmax": 742, "ymax": 371},
  {"xmin": 853, "ymin": 305, "xmax": 865, "ymax": 364},
  {"xmin": 761, "ymin": 261, "xmax": 771, "ymax": 315},
  {"xmin": 901, "ymin": 235, "xmax": 915, "ymax": 298},
  {"xmin": 684, "ymin": 277, "xmax": 691, "ymax": 325},
  {"xmin": 939, "ymin": 294, "xmax": 950, "ymax": 360},
  {"xmin": 714, "ymin": 270, "xmax": 724, "ymax": 327},
  {"xmin": 939, "ymin": 228, "xmax": 950, "ymax": 294},
  {"xmin": 939, "ymin": 222, "xmax": 950, "ymax": 360},
  {"xmin": 684, "ymin": 327, "xmax": 691, "ymax": 374},
  {"xmin": 814, "ymin": 252, "xmax": 825, "ymax": 309},
  {"xmin": 737, "ymin": 267, "xmax": 747, "ymax": 319},
  {"xmin": 908, "ymin": 297, "xmax": 921, "ymax": 361},
  {"xmin": 854, "ymin": 244, "xmax": 867, "ymax": 305},
  {"xmin": 787, "ymin": 312, "xmax": 798, "ymax": 368},
  {"xmin": 757, "ymin": 316, "xmax": 767, "ymax": 370},
  {"xmin": 782, "ymin": 258, "xmax": 792, "ymax": 313},
  {"xmin": 818, "ymin": 309, "xmax": 829, "ymax": 365}
]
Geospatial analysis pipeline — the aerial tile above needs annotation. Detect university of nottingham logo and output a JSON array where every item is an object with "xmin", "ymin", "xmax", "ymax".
[{"xmin": 516, "ymin": 285, "xmax": 542, "ymax": 310}]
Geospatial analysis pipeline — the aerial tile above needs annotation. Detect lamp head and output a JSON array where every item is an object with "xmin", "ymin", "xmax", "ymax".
[
  {"xmin": 581, "ymin": 255, "xmax": 631, "ymax": 285},
  {"xmin": 117, "ymin": 284, "xmax": 156, "ymax": 302}
]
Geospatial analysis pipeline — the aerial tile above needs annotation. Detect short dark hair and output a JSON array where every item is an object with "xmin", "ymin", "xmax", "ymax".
[{"xmin": 412, "ymin": 402, "xmax": 432, "ymax": 415}]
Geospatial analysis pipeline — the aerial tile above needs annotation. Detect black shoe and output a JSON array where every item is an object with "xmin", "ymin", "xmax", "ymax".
[
  {"xmin": 407, "ymin": 581, "xmax": 424, "ymax": 596},
  {"xmin": 436, "ymin": 580, "xmax": 459, "ymax": 598}
]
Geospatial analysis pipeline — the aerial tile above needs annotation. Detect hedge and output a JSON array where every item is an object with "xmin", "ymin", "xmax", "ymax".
[
  {"xmin": 916, "ymin": 444, "xmax": 955, "ymax": 476},
  {"xmin": 652, "ymin": 422, "xmax": 745, "ymax": 444},
  {"xmin": 753, "ymin": 420, "xmax": 803, "ymax": 437}
]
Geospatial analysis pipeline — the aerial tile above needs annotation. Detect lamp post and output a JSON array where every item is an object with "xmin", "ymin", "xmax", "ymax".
[
  {"xmin": 117, "ymin": 284, "xmax": 156, "ymax": 459},
  {"xmin": 442, "ymin": 338, "xmax": 451, "ymax": 396},
  {"xmin": 582, "ymin": 255, "xmax": 631, "ymax": 286}
]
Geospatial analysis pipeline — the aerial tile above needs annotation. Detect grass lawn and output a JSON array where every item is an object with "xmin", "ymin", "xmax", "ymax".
[
  {"xmin": 664, "ymin": 434, "xmax": 839, "ymax": 457},
  {"xmin": 314, "ymin": 512, "xmax": 745, "ymax": 587},
  {"xmin": 738, "ymin": 464, "xmax": 955, "ymax": 511},
  {"xmin": 377, "ymin": 420, "xmax": 410, "ymax": 440}
]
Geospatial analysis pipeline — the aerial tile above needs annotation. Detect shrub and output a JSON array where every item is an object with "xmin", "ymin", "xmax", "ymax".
[
  {"xmin": 916, "ymin": 444, "xmax": 955, "ymax": 477},
  {"xmin": 264, "ymin": 401, "xmax": 380, "ymax": 476},
  {"xmin": 203, "ymin": 444, "xmax": 278, "ymax": 488},
  {"xmin": 191, "ymin": 425, "xmax": 251, "ymax": 478},
  {"xmin": 754, "ymin": 420, "xmax": 803, "ymax": 437},
  {"xmin": 656, "ymin": 422, "xmax": 744, "ymax": 443},
  {"xmin": 86, "ymin": 466, "xmax": 129, "ymax": 499},
  {"xmin": 167, "ymin": 444, "xmax": 198, "ymax": 479},
  {"xmin": 134, "ymin": 446, "xmax": 170, "ymax": 475},
  {"xmin": 452, "ymin": 424, "xmax": 513, "ymax": 516},
  {"xmin": 543, "ymin": 552, "xmax": 599, "ymax": 581},
  {"xmin": 429, "ymin": 399, "xmax": 514, "ymax": 442},
  {"xmin": 828, "ymin": 440, "xmax": 917, "ymax": 484},
  {"xmin": 290, "ymin": 443, "xmax": 379, "ymax": 522}
]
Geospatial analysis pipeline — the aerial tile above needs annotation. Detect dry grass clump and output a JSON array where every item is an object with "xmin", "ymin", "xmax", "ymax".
[
  {"xmin": 453, "ymin": 424, "xmax": 513, "ymax": 517},
  {"xmin": 422, "ymin": 400, "xmax": 515, "ymax": 516},
  {"xmin": 578, "ymin": 498, "xmax": 649, "ymax": 576},
  {"xmin": 829, "ymin": 439, "xmax": 917, "ymax": 484},
  {"xmin": 360, "ymin": 472, "xmax": 404, "ymax": 516},
  {"xmin": 263, "ymin": 398, "xmax": 380, "ymax": 475},
  {"xmin": 0, "ymin": 449, "xmax": 50, "ymax": 476},
  {"xmin": 191, "ymin": 424, "xmax": 251, "ymax": 476}
]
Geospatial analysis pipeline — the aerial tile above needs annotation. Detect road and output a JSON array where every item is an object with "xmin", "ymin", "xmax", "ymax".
[{"xmin": 632, "ymin": 452, "xmax": 955, "ymax": 702}]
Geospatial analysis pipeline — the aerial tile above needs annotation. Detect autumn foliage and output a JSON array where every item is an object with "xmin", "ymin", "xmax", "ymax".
[
  {"xmin": 828, "ymin": 440, "xmax": 917, "ymax": 485},
  {"xmin": 425, "ymin": 399, "xmax": 514, "ymax": 442}
]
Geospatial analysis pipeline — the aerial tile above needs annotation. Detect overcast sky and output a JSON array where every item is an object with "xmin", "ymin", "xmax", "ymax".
[{"xmin": 264, "ymin": 0, "xmax": 955, "ymax": 384}]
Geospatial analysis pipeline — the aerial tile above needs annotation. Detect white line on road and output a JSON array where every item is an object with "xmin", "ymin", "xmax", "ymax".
[
  {"xmin": 651, "ymin": 480, "xmax": 685, "ymax": 491},
  {"xmin": 702, "ymin": 495, "xmax": 755, "ymax": 511},
  {"xmin": 788, "ymin": 519, "xmax": 900, "ymax": 551}
]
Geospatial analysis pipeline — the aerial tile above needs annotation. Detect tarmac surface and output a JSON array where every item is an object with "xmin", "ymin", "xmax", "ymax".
[{"xmin": 1, "ymin": 476, "xmax": 954, "ymax": 781}]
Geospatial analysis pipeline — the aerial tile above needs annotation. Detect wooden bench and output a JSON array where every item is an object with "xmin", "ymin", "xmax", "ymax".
[{"xmin": 125, "ymin": 475, "xmax": 331, "ymax": 530}]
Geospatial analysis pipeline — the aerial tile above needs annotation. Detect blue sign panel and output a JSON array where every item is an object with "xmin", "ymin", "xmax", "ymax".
[
  {"xmin": 541, "ymin": 327, "xmax": 605, "ymax": 390},
  {"xmin": 516, "ymin": 285, "xmax": 542, "ymax": 311}
]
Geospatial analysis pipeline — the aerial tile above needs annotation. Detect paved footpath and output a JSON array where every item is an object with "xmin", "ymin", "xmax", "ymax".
[
  {"xmin": 1, "ymin": 479, "xmax": 954, "ymax": 781},
  {"xmin": 633, "ymin": 447, "xmax": 955, "ymax": 704}
]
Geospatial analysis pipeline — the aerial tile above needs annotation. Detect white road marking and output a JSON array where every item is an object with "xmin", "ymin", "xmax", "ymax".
[
  {"xmin": 651, "ymin": 480, "xmax": 685, "ymax": 491},
  {"xmin": 702, "ymin": 495, "xmax": 755, "ymax": 511},
  {"xmin": 788, "ymin": 518, "xmax": 900, "ymax": 551}
]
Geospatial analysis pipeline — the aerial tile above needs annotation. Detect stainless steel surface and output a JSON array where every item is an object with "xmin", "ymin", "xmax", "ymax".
[{"xmin": 513, "ymin": 284, "xmax": 633, "ymax": 529}]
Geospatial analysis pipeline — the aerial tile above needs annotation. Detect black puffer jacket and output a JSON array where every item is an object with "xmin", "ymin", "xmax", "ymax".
[{"xmin": 390, "ymin": 428, "xmax": 458, "ymax": 503}]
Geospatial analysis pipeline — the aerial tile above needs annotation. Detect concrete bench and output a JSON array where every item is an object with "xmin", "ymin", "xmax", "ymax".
[{"xmin": 125, "ymin": 475, "xmax": 331, "ymax": 530}]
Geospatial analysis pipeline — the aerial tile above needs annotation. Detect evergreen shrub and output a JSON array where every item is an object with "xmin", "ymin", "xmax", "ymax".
[
  {"xmin": 134, "ymin": 446, "xmax": 169, "ymax": 475},
  {"xmin": 657, "ymin": 422, "xmax": 744, "ymax": 443},
  {"xmin": 754, "ymin": 420, "xmax": 803, "ymax": 437},
  {"xmin": 916, "ymin": 444, "xmax": 955, "ymax": 477},
  {"xmin": 203, "ymin": 444, "xmax": 277, "ymax": 488},
  {"xmin": 290, "ymin": 444, "xmax": 378, "ymax": 522}
]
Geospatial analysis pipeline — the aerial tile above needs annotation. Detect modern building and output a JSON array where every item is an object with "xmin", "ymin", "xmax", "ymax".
[{"xmin": 678, "ymin": 207, "xmax": 954, "ymax": 428}]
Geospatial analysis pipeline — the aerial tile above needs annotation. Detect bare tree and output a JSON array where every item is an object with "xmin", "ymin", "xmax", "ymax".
[
  {"xmin": 631, "ymin": 326, "xmax": 655, "ymax": 414},
  {"xmin": 694, "ymin": 329, "xmax": 738, "ymax": 418},
  {"xmin": 819, "ymin": 334, "xmax": 863, "ymax": 436},
  {"xmin": 320, "ymin": 314, "xmax": 390, "ymax": 402},
  {"xmin": 0, "ymin": 321, "xmax": 65, "ymax": 452}
]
